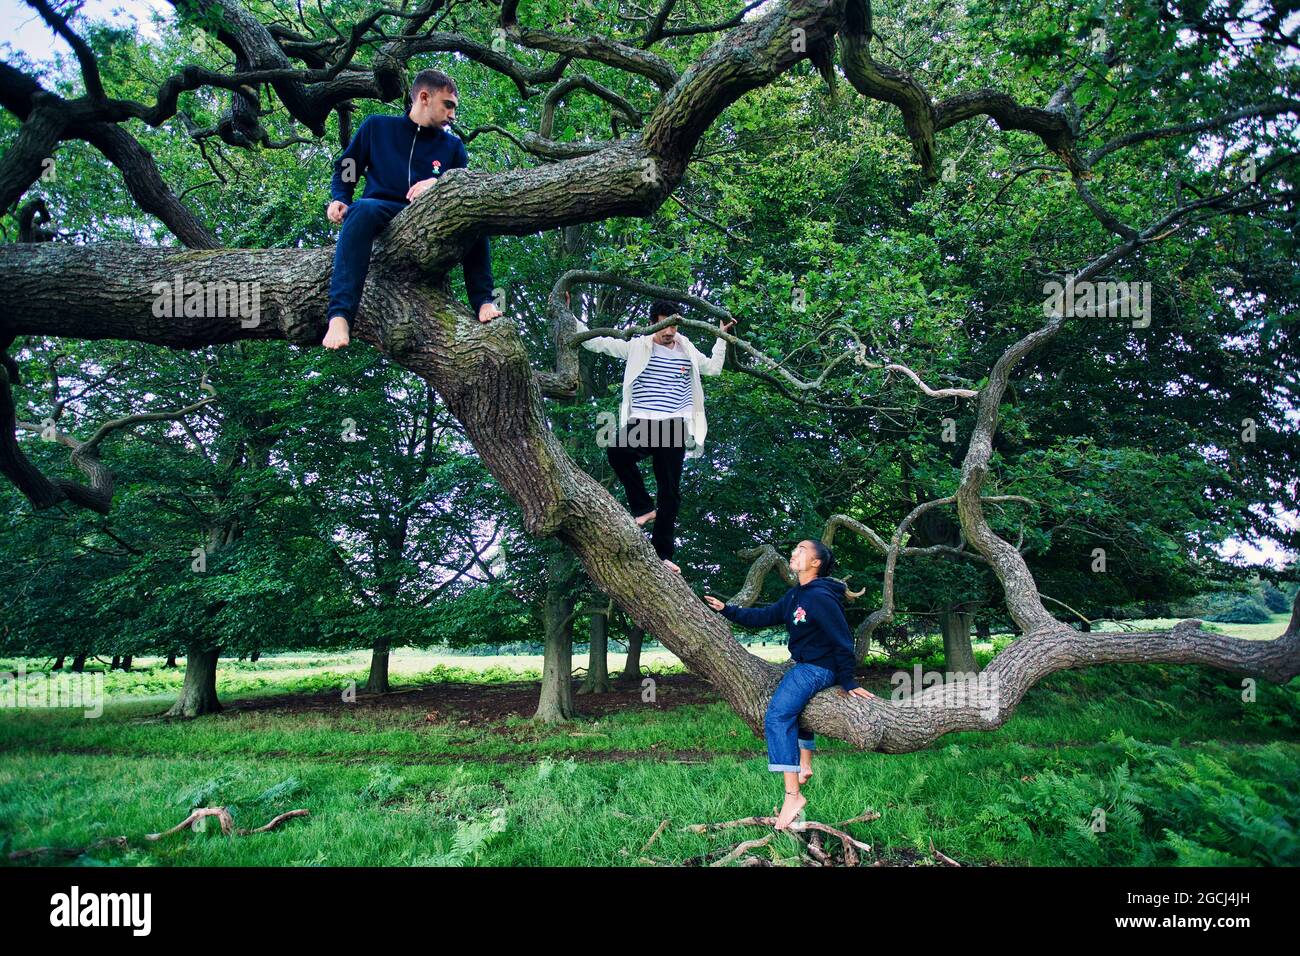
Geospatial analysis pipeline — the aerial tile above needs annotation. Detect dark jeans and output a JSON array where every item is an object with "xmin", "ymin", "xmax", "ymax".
[
  {"xmin": 765, "ymin": 663, "xmax": 837, "ymax": 772},
  {"xmin": 327, "ymin": 197, "xmax": 407, "ymax": 322},
  {"xmin": 606, "ymin": 417, "xmax": 687, "ymax": 560}
]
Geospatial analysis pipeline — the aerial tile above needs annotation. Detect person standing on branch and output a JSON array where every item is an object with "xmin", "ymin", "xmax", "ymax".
[
  {"xmin": 575, "ymin": 299, "xmax": 734, "ymax": 572},
  {"xmin": 704, "ymin": 540, "xmax": 877, "ymax": 830},
  {"xmin": 323, "ymin": 69, "xmax": 501, "ymax": 348}
]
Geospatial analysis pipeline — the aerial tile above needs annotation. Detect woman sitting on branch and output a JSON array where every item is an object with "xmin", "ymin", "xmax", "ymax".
[{"xmin": 705, "ymin": 540, "xmax": 876, "ymax": 830}]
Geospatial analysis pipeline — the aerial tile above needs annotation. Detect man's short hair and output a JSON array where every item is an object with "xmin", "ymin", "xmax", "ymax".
[
  {"xmin": 411, "ymin": 69, "xmax": 458, "ymax": 103},
  {"xmin": 649, "ymin": 299, "xmax": 679, "ymax": 323}
]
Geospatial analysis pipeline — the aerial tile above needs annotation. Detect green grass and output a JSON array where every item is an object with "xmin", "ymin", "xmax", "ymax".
[{"xmin": 1, "ymin": 614, "xmax": 1296, "ymax": 866}]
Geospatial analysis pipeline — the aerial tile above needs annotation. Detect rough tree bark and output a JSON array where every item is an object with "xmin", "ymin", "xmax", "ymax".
[{"xmin": 166, "ymin": 645, "xmax": 222, "ymax": 717}]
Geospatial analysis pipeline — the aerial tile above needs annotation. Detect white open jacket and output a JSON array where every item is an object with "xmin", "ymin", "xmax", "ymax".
[{"xmin": 575, "ymin": 317, "xmax": 727, "ymax": 460}]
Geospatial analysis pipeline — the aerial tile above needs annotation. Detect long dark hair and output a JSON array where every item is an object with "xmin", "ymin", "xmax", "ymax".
[{"xmin": 806, "ymin": 539, "xmax": 835, "ymax": 577}]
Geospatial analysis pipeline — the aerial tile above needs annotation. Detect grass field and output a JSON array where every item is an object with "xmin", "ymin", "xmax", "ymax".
[{"xmin": 1, "ymin": 615, "xmax": 1296, "ymax": 867}]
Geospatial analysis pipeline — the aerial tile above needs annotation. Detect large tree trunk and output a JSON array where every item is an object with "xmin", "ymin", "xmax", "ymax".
[
  {"xmin": 70, "ymin": 654, "xmax": 85, "ymax": 673},
  {"xmin": 165, "ymin": 651, "xmax": 177, "ymax": 668},
  {"xmin": 121, "ymin": 655, "xmax": 132, "ymax": 671},
  {"xmin": 579, "ymin": 609, "xmax": 612, "ymax": 694},
  {"xmin": 940, "ymin": 605, "xmax": 979, "ymax": 675},
  {"xmin": 365, "ymin": 637, "xmax": 391, "ymax": 694},
  {"xmin": 165, "ymin": 645, "xmax": 222, "ymax": 717}
]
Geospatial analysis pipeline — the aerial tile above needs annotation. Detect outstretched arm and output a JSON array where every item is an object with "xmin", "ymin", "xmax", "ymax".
[
  {"xmin": 698, "ymin": 318, "xmax": 735, "ymax": 376},
  {"xmin": 573, "ymin": 311, "xmax": 632, "ymax": 360},
  {"xmin": 704, "ymin": 592, "xmax": 787, "ymax": 628}
]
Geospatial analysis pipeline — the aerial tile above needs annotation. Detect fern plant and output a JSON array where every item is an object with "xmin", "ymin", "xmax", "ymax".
[{"xmin": 411, "ymin": 807, "xmax": 509, "ymax": 866}]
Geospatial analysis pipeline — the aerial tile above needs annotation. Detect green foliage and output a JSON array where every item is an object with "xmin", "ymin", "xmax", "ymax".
[
  {"xmin": 359, "ymin": 765, "xmax": 408, "ymax": 804},
  {"xmin": 423, "ymin": 584, "xmax": 536, "ymax": 649},
  {"xmin": 1203, "ymin": 595, "xmax": 1274, "ymax": 624},
  {"xmin": 175, "ymin": 773, "xmax": 241, "ymax": 811},
  {"xmin": 255, "ymin": 776, "xmax": 305, "ymax": 805},
  {"xmin": 986, "ymin": 762, "xmax": 1151, "ymax": 866},
  {"xmin": 1111, "ymin": 732, "xmax": 1300, "ymax": 867},
  {"xmin": 971, "ymin": 729, "xmax": 1300, "ymax": 866},
  {"xmin": 409, "ymin": 807, "xmax": 508, "ymax": 866},
  {"xmin": 1258, "ymin": 581, "xmax": 1292, "ymax": 615}
]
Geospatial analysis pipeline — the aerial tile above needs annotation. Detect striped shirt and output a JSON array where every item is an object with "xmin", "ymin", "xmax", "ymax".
[{"xmin": 630, "ymin": 342, "xmax": 693, "ymax": 417}]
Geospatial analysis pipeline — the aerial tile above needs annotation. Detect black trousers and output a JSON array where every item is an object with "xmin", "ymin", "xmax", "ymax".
[{"xmin": 606, "ymin": 417, "xmax": 688, "ymax": 560}]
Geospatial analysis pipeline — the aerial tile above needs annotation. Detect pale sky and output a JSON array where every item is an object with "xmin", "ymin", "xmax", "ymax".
[{"xmin": 1, "ymin": 0, "xmax": 169, "ymax": 64}]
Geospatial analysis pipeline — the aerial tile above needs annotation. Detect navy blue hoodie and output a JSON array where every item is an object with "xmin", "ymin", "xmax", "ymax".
[
  {"xmin": 329, "ymin": 113, "xmax": 494, "ymax": 310},
  {"xmin": 721, "ymin": 576, "xmax": 860, "ymax": 691}
]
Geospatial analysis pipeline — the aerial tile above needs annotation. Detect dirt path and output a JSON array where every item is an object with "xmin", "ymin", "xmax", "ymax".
[{"xmin": 220, "ymin": 672, "xmax": 723, "ymax": 722}]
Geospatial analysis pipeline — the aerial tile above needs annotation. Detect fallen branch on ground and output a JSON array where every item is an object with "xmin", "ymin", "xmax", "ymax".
[
  {"xmin": 931, "ymin": 837, "xmax": 961, "ymax": 866},
  {"xmin": 683, "ymin": 808, "xmax": 880, "ymax": 866},
  {"xmin": 145, "ymin": 806, "xmax": 310, "ymax": 839},
  {"xmin": 640, "ymin": 818, "xmax": 670, "ymax": 852},
  {"xmin": 7, "ymin": 807, "xmax": 310, "ymax": 859}
]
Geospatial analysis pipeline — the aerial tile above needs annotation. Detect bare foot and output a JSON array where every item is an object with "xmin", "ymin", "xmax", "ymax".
[
  {"xmin": 774, "ymin": 791, "xmax": 807, "ymax": 830},
  {"xmin": 634, "ymin": 510, "xmax": 656, "ymax": 526},
  {"xmin": 323, "ymin": 315, "xmax": 350, "ymax": 349},
  {"xmin": 798, "ymin": 765, "xmax": 813, "ymax": 785},
  {"xmin": 662, "ymin": 558, "xmax": 681, "ymax": 573}
]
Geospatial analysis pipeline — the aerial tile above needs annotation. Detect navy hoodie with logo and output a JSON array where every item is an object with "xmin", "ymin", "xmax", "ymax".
[
  {"xmin": 329, "ymin": 113, "xmax": 494, "ymax": 310},
  {"xmin": 720, "ymin": 576, "xmax": 861, "ymax": 691}
]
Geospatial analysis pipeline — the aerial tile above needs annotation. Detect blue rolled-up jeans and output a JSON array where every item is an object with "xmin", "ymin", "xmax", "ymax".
[
  {"xmin": 327, "ymin": 197, "xmax": 407, "ymax": 323},
  {"xmin": 765, "ymin": 662, "xmax": 837, "ymax": 772}
]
